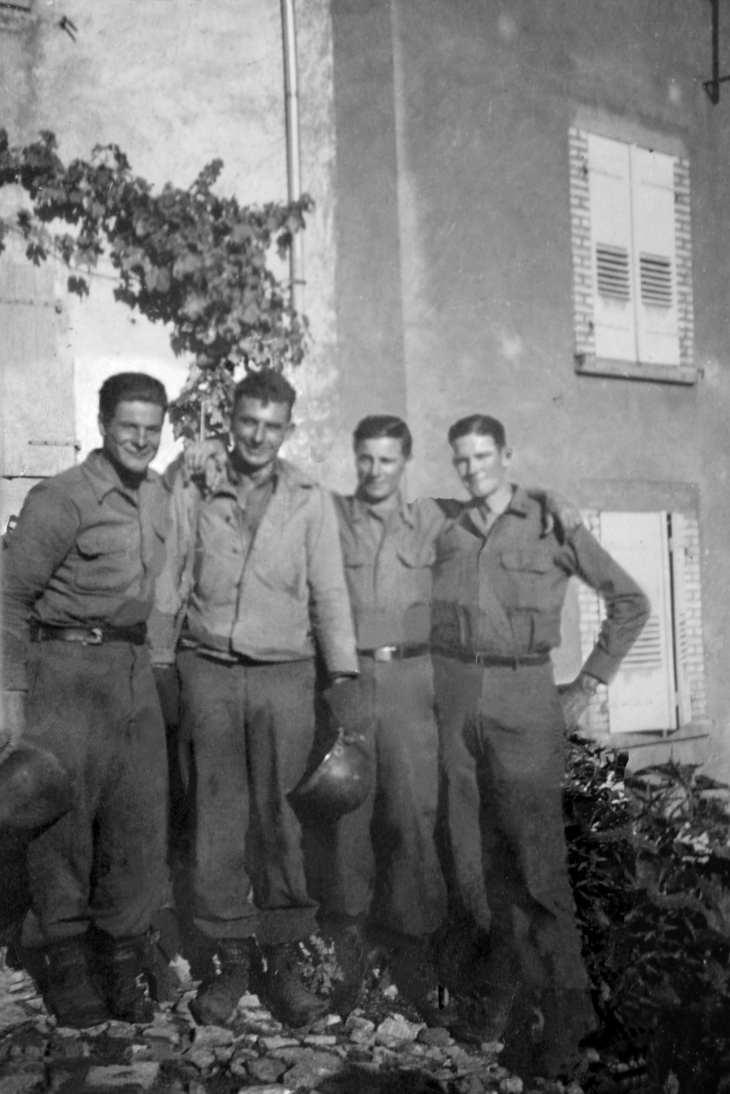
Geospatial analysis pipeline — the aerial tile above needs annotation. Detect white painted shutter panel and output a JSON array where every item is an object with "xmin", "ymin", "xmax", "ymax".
[
  {"xmin": 630, "ymin": 145, "xmax": 680, "ymax": 366},
  {"xmin": 588, "ymin": 134, "xmax": 636, "ymax": 362},
  {"xmin": 0, "ymin": 255, "xmax": 76, "ymax": 477},
  {"xmin": 669, "ymin": 513, "xmax": 693, "ymax": 726},
  {"xmin": 599, "ymin": 512, "xmax": 676, "ymax": 733}
]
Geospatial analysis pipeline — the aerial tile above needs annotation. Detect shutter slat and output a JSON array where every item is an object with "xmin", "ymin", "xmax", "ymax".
[
  {"xmin": 596, "ymin": 244, "xmax": 631, "ymax": 300},
  {"xmin": 640, "ymin": 254, "xmax": 673, "ymax": 308}
]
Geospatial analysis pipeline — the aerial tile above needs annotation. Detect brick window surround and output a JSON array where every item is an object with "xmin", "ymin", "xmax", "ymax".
[{"xmin": 569, "ymin": 112, "xmax": 696, "ymax": 386}]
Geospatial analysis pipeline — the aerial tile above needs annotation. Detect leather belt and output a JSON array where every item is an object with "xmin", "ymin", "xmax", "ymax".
[
  {"xmin": 30, "ymin": 621, "xmax": 148, "ymax": 646},
  {"xmin": 434, "ymin": 647, "xmax": 551, "ymax": 669},
  {"xmin": 358, "ymin": 643, "xmax": 430, "ymax": 663}
]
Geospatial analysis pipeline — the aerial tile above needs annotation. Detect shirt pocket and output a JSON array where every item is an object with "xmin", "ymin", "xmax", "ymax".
[
  {"xmin": 254, "ymin": 531, "xmax": 308, "ymax": 602},
  {"xmin": 74, "ymin": 524, "xmax": 137, "ymax": 594},
  {"xmin": 396, "ymin": 544, "xmax": 434, "ymax": 602},
  {"xmin": 396, "ymin": 538, "xmax": 436, "ymax": 568},
  {"xmin": 500, "ymin": 547, "xmax": 554, "ymax": 610}
]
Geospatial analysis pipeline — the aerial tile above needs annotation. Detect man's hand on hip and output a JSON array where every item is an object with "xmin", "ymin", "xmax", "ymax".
[{"xmin": 558, "ymin": 673, "xmax": 600, "ymax": 731}]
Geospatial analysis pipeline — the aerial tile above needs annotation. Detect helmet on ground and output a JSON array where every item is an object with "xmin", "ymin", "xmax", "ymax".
[{"xmin": 288, "ymin": 728, "xmax": 372, "ymax": 824}]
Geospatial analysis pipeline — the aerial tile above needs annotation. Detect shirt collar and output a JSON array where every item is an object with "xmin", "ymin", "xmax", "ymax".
[
  {"xmin": 82, "ymin": 449, "xmax": 157, "ymax": 504},
  {"xmin": 505, "ymin": 485, "xmax": 530, "ymax": 517},
  {"xmin": 211, "ymin": 456, "xmax": 298, "ymax": 500},
  {"xmin": 351, "ymin": 490, "xmax": 415, "ymax": 528},
  {"xmin": 460, "ymin": 484, "xmax": 529, "ymax": 531}
]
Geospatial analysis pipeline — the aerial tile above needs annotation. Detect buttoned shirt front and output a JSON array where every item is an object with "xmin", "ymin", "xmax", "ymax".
[
  {"xmin": 333, "ymin": 493, "xmax": 446, "ymax": 649},
  {"xmin": 151, "ymin": 457, "xmax": 358, "ymax": 674},
  {"xmin": 2, "ymin": 449, "xmax": 169, "ymax": 688},
  {"xmin": 431, "ymin": 486, "xmax": 650, "ymax": 683}
]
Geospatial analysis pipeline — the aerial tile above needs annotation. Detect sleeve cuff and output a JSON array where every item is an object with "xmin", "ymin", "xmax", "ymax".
[{"xmin": 581, "ymin": 649, "xmax": 614, "ymax": 686}]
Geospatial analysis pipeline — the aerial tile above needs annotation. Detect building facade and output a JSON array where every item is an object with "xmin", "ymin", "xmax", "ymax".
[{"xmin": 2, "ymin": 0, "xmax": 730, "ymax": 774}]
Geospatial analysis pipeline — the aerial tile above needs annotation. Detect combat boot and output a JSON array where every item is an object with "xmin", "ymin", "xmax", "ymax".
[
  {"xmin": 260, "ymin": 942, "xmax": 328, "ymax": 1028},
  {"xmin": 44, "ymin": 937, "xmax": 109, "ymax": 1029},
  {"xmin": 328, "ymin": 920, "xmax": 370, "ymax": 1018},
  {"xmin": 189, "ymin": 938, "xmax": 252, "ymax": 1027},
  {"xmin": 389, "ymin": 938, "xmax": 460, "ymax": 1029},
  {"xmin": 101, "ymin": 936, "xmax": 155, "ymax": 1024}
]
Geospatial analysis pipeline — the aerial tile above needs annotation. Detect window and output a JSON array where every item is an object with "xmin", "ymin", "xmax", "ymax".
[
  {"xmin": 0, "ymin": 239, "xmax": 77, "ymax": 481},
  {"xmin": 570, "ymin": 124, "xmax": 695, "ymax": 384},
  {"xmin": 577, "ymin": 510, "xmax": 708, "ymax": 737}
]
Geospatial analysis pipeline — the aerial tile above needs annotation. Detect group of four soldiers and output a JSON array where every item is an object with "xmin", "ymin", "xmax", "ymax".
[{"xmin": 1, "ymin": 368, "xmax": 649, "ymax": 1080}]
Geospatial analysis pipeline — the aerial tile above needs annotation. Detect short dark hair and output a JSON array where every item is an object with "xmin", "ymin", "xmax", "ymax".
[
  {"xmin": 231, "ymin": 370, "xmax": 297, "ymax": 417},
  {"xmin": 447, "ymin": 414, "xmax": 507, "ymax": 449},
  {"xmin": 353, "ymin": 415, "xmax": 413, "ymax": 459},
  {"xmin": 98, "ymin": 372, "xmax": 168, "ymax": 425}
]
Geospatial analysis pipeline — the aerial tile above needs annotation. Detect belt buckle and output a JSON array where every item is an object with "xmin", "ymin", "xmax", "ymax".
[
  {"xmin": 373, "ymin": 646, "xmax": 397, "ymax": 663},
  {"xmin": 84, "ymin": 627, "xmax": 104, "ymax": 646}
]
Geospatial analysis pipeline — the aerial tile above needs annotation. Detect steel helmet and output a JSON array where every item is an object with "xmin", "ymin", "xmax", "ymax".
[
  {"xmin": 0, "ymin": 741, "xmax": 73, "ymax": 832},
  {"xmin": 289, "ymin": 727, "xmax": 372, "ymax": 824}
]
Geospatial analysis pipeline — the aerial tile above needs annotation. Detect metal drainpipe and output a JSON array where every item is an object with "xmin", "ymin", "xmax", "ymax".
[{"xmin": 281, "ymin": 0, "xmax": 304, "ymax": 315}]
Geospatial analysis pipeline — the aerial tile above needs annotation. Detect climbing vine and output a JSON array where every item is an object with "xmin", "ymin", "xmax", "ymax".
[{"xmin": 0, "ymin": 129, "xmax": 311, "ymax": 438}]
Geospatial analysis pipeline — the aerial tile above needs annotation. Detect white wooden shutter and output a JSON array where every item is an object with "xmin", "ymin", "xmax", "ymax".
[
  {"xmin": 0, "ymin": 255, "xmax": 76, "ymax": 477},
  {"xmin": 669, "ymin": 513, "xmax": 693, "ymax": 726},
  {"xmin": 588, "ymin": 134, "xmax": 636, "ymax": 362},
  {"xmin": 630, "ymin": 145, "xmax": 680, "ymax": 366},
  {"xmin": 599, "ymin": 512, "xmax": 676, "ymax": 733}
]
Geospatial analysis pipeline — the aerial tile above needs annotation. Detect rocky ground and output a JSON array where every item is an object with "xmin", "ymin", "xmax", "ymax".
[{"xmin": 0, "ymin": 945, "xmax": 600, "ymax": 1094}]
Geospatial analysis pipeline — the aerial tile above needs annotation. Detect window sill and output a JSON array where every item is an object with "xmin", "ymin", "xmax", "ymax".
[
  {"xmin": 575, "ymin": 354, "xmax": 698, "ymax": 386},
  {"xmin": 587, "ymin": 723, "xmax": 711, "ymax": 751}
]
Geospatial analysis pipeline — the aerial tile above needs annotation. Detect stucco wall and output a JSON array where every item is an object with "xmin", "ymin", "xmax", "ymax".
[
  {"xmin": 331, "ymin": 0, "xmax": 730, "ymax": 772},
  {"xmin": 1, "ymin": 0, "xmax": 338, "ymax": 476}
]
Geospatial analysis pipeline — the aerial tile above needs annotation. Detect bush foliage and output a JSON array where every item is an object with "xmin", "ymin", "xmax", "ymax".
[
  {"xmin": 0, "ymin": 130, "xmax": 311, "ymax": 439},
  {"xmin": 564, "ymin": 735, "xmax": 730, "ymax": 1091}
]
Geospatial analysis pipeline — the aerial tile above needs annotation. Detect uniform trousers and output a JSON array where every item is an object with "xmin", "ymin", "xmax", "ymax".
[
  {"xmin": 177, "ymin": 651, "xmax": 319, "ymax": 947},
  {"xmin": 433, "ymin": 655, "xmax": 596, "ymax": 1049},
  {"xmin": 310, "ymin": 654, "xmax": 447, "ymax": 939},
  {"xmin": 22, "ymin": 640, "xmax": 168, "ymax": 947}
]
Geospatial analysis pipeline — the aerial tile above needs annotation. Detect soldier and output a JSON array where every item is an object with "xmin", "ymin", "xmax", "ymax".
[
  {"xmin": 309, "ymin": 415, "xmax": 453, "ymax": 1027},
  {"xmin": 151, "ymin": 369, "xmax": 360, "ymax": 1029},
  {"xmin": 431, "ymin": 414, "xmax": 650, "ymax": 1079},
  {"xmin": 2, "ymin": 372, "xmax": 171, "ymax": 1028}
]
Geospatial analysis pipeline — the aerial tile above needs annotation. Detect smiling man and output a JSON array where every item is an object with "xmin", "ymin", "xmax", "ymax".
[
  {"xmin": 309, "ymin": 415, "xmax": 452, "ymax": 1027},
  {"xmin": 431, "ymin": 414, "xmax": 650, "ymax": 1079},
  {"xmin": 152, "ymin": 370, "xmax": 359, "ymax": 1029},
  {"xmin": 2, "ymin": 372, "xmax": 170, "ymax": 1029}
]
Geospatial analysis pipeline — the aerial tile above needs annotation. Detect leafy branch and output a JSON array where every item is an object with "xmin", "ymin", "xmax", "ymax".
[{"xmin": 0, "ymin": 129, "xmax": 312, "ymax": 439}]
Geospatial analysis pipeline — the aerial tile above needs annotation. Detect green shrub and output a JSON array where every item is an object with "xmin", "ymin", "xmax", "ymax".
[{"xmin": 564, "ymin": 735, "xmax": 730, "ymax": 1090}]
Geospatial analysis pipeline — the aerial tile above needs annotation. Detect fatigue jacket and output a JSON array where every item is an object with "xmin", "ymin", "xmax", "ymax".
[
  {"xmin": 2, "ymin": 449, "xmax": 169, "ymax": 689},
  {"xmin": 431, "ymin": 486, "xmax": 650, "ymax": 683},
  {"xmin": 333, "ymin": 493, "xmax": 445, "ymax": 649},
  {"xmin": 150, "ymin": 457, "xmax": 358, "ymax": 675}
]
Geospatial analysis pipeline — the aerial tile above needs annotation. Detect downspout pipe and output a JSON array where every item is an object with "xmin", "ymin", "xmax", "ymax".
[{"xmin": 281, "ymin": 0, "xmax": 305, "ymax": 315}]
